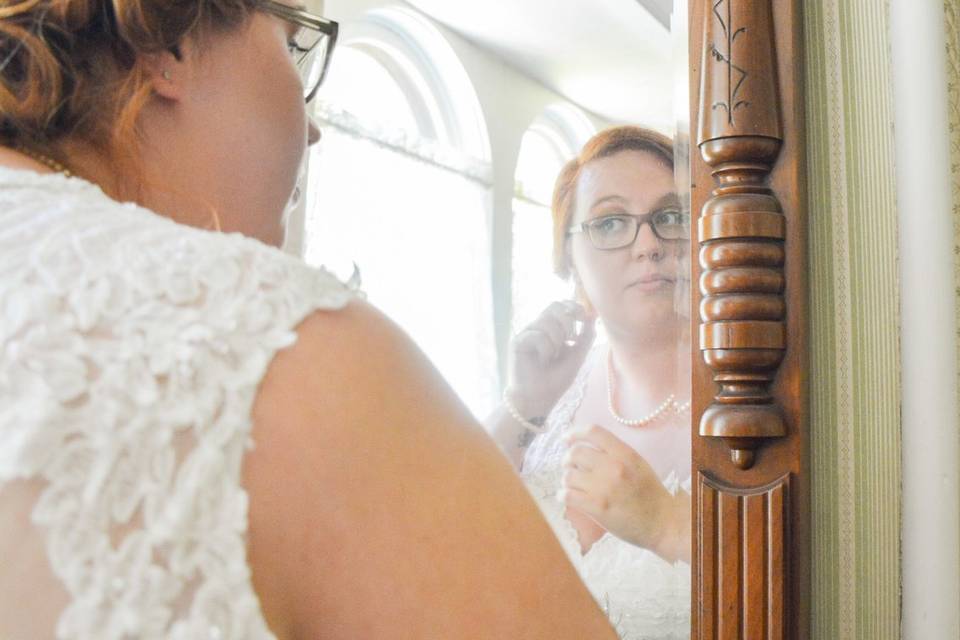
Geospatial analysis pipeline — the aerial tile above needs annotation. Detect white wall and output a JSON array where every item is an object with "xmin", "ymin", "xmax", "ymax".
[{"xmin": 891, "ymin": 0, "xmax": 960, "ymax": 636}]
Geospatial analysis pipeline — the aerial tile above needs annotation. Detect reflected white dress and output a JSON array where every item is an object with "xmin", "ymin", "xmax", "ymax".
[
  {"xmin": 522, "ymin": 349, "xmax": 691, "ymax": 640},
  {"xmin": 0, "ymin": 170, "xmax": 356, "ymax": 639}
]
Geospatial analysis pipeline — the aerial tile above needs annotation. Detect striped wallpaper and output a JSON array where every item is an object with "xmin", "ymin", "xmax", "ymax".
[{"xmin": 805, "ymin": 1, "xmax": 902, "ymax": 638}]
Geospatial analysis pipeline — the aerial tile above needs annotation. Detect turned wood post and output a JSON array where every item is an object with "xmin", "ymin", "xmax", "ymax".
[{"xmin": 697, "ymin": 0, "xmax": 785, "ymax": 469}]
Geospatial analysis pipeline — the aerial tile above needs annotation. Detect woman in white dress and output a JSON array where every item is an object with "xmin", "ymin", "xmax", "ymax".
[
  {"xmin": 488, "ymin": 126, "xmax": 691, "ymax": 639},
  {"xmin": 0, "ymin": 1, "xmax": 618, "ymax": 638}
]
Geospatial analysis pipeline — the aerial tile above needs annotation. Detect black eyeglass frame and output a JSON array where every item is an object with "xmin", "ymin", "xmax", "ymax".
[
  {"xmin": 257, "ymin": 0, "xmax": 339, "ymax": 103},
  {"xmin": 567, "ymin": 210, "xmax": 690, "ymax": 250}
]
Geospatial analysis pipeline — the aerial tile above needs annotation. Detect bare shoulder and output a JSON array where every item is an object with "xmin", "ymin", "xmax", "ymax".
[
  {"xmin": 252, "ymin": 298, "xmax": 465, "ymax": 431},
  {"xmin": 244, "ymin": 300, "xmax": 615, "ymax": 640}
]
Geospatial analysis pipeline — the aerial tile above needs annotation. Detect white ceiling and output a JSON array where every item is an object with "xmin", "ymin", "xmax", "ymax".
[{"xmin": 403, "ymin": 0, "xmax": 676, "ymax": 127}]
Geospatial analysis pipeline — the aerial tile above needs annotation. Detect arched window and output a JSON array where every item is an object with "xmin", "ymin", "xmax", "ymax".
[
  {"xmin": 511, "ymin": 105, "xmax": 595, "ymax": 332},
  {"xmin": 304, "ymin": 7, "xmax": 497, "ymax": 417}
]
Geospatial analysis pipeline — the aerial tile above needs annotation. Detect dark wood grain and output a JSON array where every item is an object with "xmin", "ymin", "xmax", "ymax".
[
  {"xmin": 697, "ymin": 473, "xmax": 789, "ymax": 640},
  {"xmin": 696, "ymin": 0, "xmax": 786, "ymax": 470},
  {"xmin": 688, "ymin": 0, "xmax": 809, "ymax": 637}
]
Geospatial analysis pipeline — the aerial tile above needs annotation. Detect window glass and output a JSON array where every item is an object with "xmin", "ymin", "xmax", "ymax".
[
  {"xmin": 510, "ymin": 124, "xmax": 577, "ymax": 332},
  {"xmin": 321, "ymin": 47, "xmax": 420, "ymax": 135},
  {"xmin": 305, "ymin": 44, "xmax": 497, "ymax": 417}
]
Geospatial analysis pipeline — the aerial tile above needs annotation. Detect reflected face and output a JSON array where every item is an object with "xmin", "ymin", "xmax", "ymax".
[{"xmin": 569, "ymin": 150, "xmax": 683, "ymax": 336}]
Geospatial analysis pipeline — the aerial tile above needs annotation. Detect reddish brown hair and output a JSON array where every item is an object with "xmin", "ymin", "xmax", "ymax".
[
  {"xmin": 0, "ymin": 0, "xmax": 258, "ymax": 191},
  {"xmin": 551, "ymin": 125, "xmax": 674, "ymax": 278}
]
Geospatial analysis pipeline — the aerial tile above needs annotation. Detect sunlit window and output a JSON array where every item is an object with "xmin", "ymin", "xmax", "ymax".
[
  {"xmin": 303, "ymin": 13, "xmax": 497, "ymax": 418},
  {"xmin": 511, "ymin": 111, "xmax": 594, "ymax": 333},
  {"xmin": 319, "ymin": 47, "xmax": 420, "ymax": 135}
]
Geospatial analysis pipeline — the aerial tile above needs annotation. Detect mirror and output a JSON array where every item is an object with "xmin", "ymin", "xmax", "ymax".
[{"xmin": 290, "ymin": 1, "xmax": 693, "ymax": 636}]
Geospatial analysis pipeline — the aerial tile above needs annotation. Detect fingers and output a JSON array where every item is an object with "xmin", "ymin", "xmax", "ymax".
[
  {"xmin": 557, "ymin": 487, "xmax": 605, "ymax": 515},
  {"xmin": 538, "ymin": 301, "xmax": 590, "ymax": 342},
  {"xmin": 561, "ymin": 467, "xmax": 592, "ymax": 492},
  {"xmin": 514, "ymin": 325, "xmax": 559, "ymax": 362},
  {"xmin": 537, "ymin": 313, "xmax": 571, "ymax": 348},
  {"xmin": 552, "ymin": 300, "xmax": 589, "ymax": 323},
  {"xmin": 514, "ymin": 301, "xmax": 592, "ymax": 362},
  {"xmin": 567, "ymin": 316, "xmax": 596, "ymax": 363},
  {"xmin": 562, "ymin": 443, "xmax": 605, "ymax": 472},
  {"xmin": 514, "ymin": 308, "xmax": 566, "ymax": 360},
  {"xmin": 574, "ymin": 314, "xmax": 596, "ymax": 345},
  {"xmin": 540, "ymin": 301, "xmax": 585, "ymax": 345},
  {"xmin": 562, "ymin": 442, "xmax": 636, "ymax": 488},
  {"xmin": 564, "ymin": 424, "xmax": 635, "ymax": 461},
  {"xmin": 561, "ymin": 445, "xmax": 624, "ymax": 494},
  {"xmin": 557, "ymin": 301, "xmax": 593, "ymax": 347}
]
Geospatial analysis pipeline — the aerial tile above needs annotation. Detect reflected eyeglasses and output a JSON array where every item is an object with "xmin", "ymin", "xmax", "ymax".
[
  {"xmin": 257, "ymin": 0, "xmax": 339, "ymax": 103},
  {"xmin": 568, "ymin": 209, "xmax": 690, "ymax": 250}
]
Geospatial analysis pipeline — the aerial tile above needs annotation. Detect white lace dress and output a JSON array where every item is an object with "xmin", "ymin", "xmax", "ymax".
[
  {"xmin": 522, "ymin": 350, "xmax": 691, "ymax": 640},
  {"xmin": 0, "ymin": 169, "xmax": 357, "ymax": 639}
]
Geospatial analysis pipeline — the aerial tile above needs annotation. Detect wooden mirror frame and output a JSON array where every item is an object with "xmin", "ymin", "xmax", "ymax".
[{"xmin": 687, "ymin": 0, "xmax": 808, "ymax": 637}]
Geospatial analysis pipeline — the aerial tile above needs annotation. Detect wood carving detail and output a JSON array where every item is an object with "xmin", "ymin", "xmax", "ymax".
[
  {"xmin": 698, "ymin": 472, "xmax": 788, "ymax": 639},
  {"xmin": 697, "ymin": 0, "xmax": 786, "ymax": 469},
  {"xmin": 707, "ymin": 0, "xmax": 750, "ymax": 125}
]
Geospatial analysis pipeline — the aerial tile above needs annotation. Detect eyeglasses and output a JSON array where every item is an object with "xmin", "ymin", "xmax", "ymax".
[
  {"xmin": 257, "ymin": 0, "xmax": 339, "ymax": 103},
  {"xmin": 568, "ymin": 209, "xmax": 690, "ymax": 250}
]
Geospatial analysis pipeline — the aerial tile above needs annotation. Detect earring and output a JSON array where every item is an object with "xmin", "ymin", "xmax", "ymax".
[{"xmin": 162, "ymin": 70, "xmax": 172, "ymax": 81}]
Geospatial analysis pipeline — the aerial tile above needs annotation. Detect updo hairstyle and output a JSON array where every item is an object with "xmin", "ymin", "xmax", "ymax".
[{"xmin": 0, "ymin": 0, "xmax": 258, "ymax": 176}]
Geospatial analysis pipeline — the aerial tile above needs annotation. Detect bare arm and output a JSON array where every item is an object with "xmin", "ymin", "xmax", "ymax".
[{"xmin": 244, "ymin": 300, "xmax": 616, "ymax": 640}]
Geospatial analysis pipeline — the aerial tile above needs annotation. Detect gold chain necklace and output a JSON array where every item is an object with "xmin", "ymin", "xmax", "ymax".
[{"xmin": 14, "ymin": 145, "xmax": 73, "ymax": 178}]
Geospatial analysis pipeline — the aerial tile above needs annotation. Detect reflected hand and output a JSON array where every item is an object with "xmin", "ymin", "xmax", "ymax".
[
  {"xmin": 559, "ymin": 425, "xmax": 686, "ymax": 561},
  {"xmin": 508, "ymin": 301, "xmax": 596, "ymax": 418}
]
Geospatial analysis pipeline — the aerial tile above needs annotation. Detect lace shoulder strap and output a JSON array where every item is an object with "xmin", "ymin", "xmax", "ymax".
[{"xmin": 0, "ymin": 179, "xmax": 359, "ymax": 639}]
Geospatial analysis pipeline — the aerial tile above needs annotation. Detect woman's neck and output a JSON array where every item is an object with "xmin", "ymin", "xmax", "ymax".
[
  {"xmin": 605, "ymin": 325, "xmax": 690, "ymax": 400},
  {"xmin": 58, "ymin": 142, "xmax": 123, "ymax": 195},
  {"xmin": 56, "ymin": 140, "xmax": 222, "ymax": 233}
]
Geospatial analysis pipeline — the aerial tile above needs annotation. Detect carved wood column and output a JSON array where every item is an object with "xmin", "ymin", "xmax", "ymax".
[
  {"xmin": 697, "ymin": 0, "xmax": 785, "ymax": 471},
  {"xmin": 689, "ymin": 0, "xmax": 808, "ymax": 638}
]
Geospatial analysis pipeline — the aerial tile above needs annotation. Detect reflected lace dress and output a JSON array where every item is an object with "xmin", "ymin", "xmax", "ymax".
[
  {"xmin": 0, "ymin": 169, "xmax": 357, "ymax": 639},
  {"xmin": 522, "ymin": 349, "xmax": 691, "ymax": 640}
]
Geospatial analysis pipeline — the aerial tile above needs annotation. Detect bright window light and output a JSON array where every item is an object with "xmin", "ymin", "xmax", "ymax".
[
  {"xmin": 510, "ymin": 123, "xmax": 578, "ymax": 332},
  {"xmin": 304, "ymin": 42, "xmax": 497, "ymax": 418}
]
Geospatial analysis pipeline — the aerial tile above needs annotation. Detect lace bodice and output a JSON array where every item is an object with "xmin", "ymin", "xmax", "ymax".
[
  {"xmin": 522, "ymin": 349, "xmax": 691, "ymax": 640},
  {"xmin": 0, "ymin": 169, "xmax": 357, "ymax": 639}
]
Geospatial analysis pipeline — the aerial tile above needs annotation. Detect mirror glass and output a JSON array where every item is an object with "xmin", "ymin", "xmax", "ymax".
[{"xmin": 293, "ymin": 1, "xmax": 692, "ymax": 636}]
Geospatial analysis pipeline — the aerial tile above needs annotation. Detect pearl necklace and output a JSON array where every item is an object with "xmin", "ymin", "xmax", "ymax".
[
  {"xmin": 15, "ymin": 145, "xmax": 73, "ymax": 178},
  {"xmin": 606, "ymin": 351, "xmax": 691, "ymax": 427}
]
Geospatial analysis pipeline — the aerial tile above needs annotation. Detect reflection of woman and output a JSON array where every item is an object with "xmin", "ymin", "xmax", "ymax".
[
  {"xmin": 488, "ymin": 126, "xmax": 691, "ymax": 638},
  {"xmin": 0, "ymin": 2, "xmax": 618, "ymax": 638}
]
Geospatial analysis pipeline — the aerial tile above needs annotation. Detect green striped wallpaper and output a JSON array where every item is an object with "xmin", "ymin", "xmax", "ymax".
[
  {"xmin": 946, "ymin": 1, "xmax": 960, "ymax": 608},
  {"xmin": 804, "ymin": 1, "xmax": 902, "ymax": 638},
  {"xmin": 948, "ymin": 1, "xmax": 960, "ymax": 415}
]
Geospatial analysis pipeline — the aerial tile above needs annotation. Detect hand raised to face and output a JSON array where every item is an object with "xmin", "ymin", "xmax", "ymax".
[{"xmin": 507, "ymin": 300, "xmax": 596, "ymax": 418}]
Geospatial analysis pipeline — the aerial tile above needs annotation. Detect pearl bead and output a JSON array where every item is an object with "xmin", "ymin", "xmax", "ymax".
[{"xmin": 606, "ymin": 352, "xmax": 690, "ymax": 427}]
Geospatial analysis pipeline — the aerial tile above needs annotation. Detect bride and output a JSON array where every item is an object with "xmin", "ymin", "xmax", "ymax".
[
  {"xmin": 0, "ymin": 1, "xmax": 619, "ymax": 638},
  {"xmin": 488, "ymin": 126, "xmax": 692, "ymax": 639}
]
